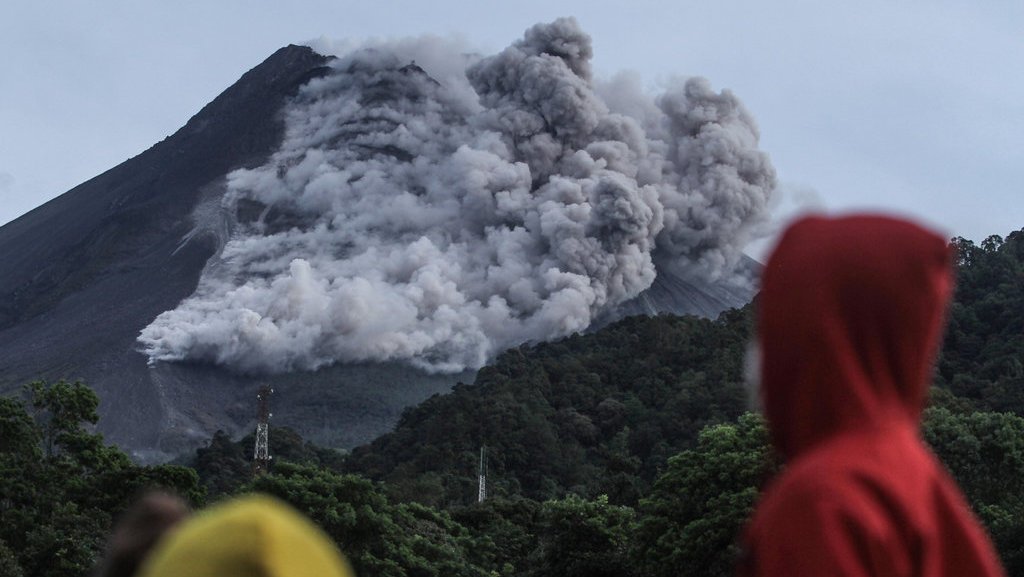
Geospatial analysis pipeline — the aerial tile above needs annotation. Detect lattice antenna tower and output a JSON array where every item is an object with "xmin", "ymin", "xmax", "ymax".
[
  {"xmin": 253, "ymin": 385, "xmax": 274, "ymax": 476},
  {"xmin": 477, "ymin": 445, "xmax": 487, "ymax": 503}
]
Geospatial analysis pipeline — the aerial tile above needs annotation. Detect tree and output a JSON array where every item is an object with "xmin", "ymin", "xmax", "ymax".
[
  {"xmin": 923, "ymin": 407, "xmax": 1024, "ymax": 573},
  {"xmin": 634, "ymin": 413, "xmax": 777, "ymax": 577},
  {"xmin": 193, "ymin": 430, "xmax": 251, "ymax": 498},
  {"xmin": 450, "ymin": 497, "xmax": 542, "ymax": 576},
  {"xmin": 939, "ymin": 230, "xmax": 1024, "ymax": 413},
  {"xmin": 0, "ymin": 380, "xmax": 204, "ymax": 577},
  {"xmin": 245, "ymin": 462, "xmax": 486, "ymax": 577},
  {"xmin": 529, "ymin": 494, "xmax": 636, "ymax": 577},
  {"xmin": 0, "ymin": 540, "xmax": 24, "ymax": 577},
  {"xmin": 21, "ymin": 502, "xmax": 107, "ymax": 577},
  {"xmin": 26, "ymin": 380, "xmax": 102, "ymax": 459}
]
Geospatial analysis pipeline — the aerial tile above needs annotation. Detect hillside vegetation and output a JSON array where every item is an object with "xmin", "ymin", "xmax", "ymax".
[
  {"xmin": 939, "ymin": 232, "xmax": 1024, "ymax": 411},
  {"xmin": 346, "ymin": 307, "xmax": 754, "ymax": 507}
]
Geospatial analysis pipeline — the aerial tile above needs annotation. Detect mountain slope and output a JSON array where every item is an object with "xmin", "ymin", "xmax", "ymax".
[
  {"xmin": 0, "ymin": 46, "xmax": 346, "ymax": 456},
  {"xmin": 0, "ymin": 45, "xmax": 332, "ymax": 329},
  {"xmin": 0, "ymin": 33, "xmax": 762, "ymax": 459},
  {"xmin": 0, "ymin": 46, "xmax": 466, "ymax": 459}
]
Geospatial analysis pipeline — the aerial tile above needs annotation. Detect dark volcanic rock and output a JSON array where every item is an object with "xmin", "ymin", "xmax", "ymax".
[{"xmin": 0, "ymin": 45, "xmax": 332, "ymax": 330}]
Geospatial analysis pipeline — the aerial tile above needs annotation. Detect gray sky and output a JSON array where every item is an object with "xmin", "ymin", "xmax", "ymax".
[{"xmin": 2, "ymin": 0, "xmax": 1022, "ymax": 251}]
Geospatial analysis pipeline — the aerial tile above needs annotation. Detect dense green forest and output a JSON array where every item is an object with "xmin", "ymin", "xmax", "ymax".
[
  {"xmin": 345, "ymin": 307, "xmax": 754, "ymax": 507},
  {"xmin": 939, "ymin": 232, "xmax": 1024, "ymax": 411},
  {"xmin": 1, "ymin": 228, "xmax": 1022, "ymax": 577}
]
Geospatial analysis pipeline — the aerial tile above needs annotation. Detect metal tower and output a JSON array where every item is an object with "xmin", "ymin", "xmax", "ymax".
[
  {"xmin": 477, "ymin": 446, "xmax": 487, "ymax": 503},
  {"xmin": 253, "ymin": 385, "xmax": 273, "ymax": 476}
]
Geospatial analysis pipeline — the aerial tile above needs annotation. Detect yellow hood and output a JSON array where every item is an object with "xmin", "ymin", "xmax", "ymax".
[{"xmin": 138, "ymin": 494, "xmax": 354, "ymax": 577}]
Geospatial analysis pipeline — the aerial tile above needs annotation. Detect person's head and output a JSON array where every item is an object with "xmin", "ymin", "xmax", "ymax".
[
  {"xmin": 136, "ymin": 494, "xmax": 353, "ymax": 577},
  {"xmin": 93, "ymin": 491, "xmax": 190, "ymax": 577},
  {"xmin": 756, "ymin": 214, "xmax": 954, "ymax": 457}
]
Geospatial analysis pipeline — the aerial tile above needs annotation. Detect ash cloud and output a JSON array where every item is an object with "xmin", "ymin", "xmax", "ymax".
[{"xmin": 138, "ymin": 18, "xmax": 776, "ymax": 374}]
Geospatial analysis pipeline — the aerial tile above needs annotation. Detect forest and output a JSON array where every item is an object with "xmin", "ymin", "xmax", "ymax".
[{"xmin": 1, "ymin": 228, "xmax": 1022, "ymax": 577}]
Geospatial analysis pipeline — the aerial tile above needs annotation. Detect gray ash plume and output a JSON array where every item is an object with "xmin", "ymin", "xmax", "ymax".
[{"xmin": 139, "ymin": 18, "xmax": 775, "ymax": 374}]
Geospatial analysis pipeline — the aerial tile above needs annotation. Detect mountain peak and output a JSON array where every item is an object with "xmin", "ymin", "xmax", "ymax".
[
  {"xmin": 0, "ymin": 44, "xmax": 336, "ymax": 457},
  {"xmin": 0, "ymin": 23, "xmax": 770, "ymax": 459}
]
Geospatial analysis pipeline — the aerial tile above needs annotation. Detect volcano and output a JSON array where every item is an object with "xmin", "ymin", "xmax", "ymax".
[{"xmin": 0, "ymin": 21, "xmax": 771, "ymax": 460}]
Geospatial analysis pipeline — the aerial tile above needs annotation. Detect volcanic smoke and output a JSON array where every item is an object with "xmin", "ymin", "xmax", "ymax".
[{"xmin": 138, "ymin": 18, "xmax": 776, "ymax": 374}]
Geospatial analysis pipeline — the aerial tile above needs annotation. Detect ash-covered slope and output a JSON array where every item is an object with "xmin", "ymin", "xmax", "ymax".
[
  {"xmin": 0, "ymin": 45, "xmax": 373, "ymax": 457},
  {"xmin": 0, "ymin": 45, "xmax": 332, "ymax": 328},
  {"xmin": 0, "ymin": 20, "xmax": 769, "ymax": 459}
]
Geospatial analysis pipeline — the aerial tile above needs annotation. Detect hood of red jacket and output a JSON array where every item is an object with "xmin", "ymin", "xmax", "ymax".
[{"xmin": 758, "ymin": 214, "xmax": 954, "ymax": 458}]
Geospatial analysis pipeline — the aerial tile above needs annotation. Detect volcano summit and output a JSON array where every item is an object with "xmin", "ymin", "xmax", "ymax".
[{"xmin": 0, "ymin": 19, "xmax": 774, "ymax": 459}]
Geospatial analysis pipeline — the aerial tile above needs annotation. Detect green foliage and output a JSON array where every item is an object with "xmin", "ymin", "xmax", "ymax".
[
  {"xmin": 346, "ymin": 308, "xmax": 754, "ymax": 507},
  {"xmin": 940, "ymin": 231, "xmax": 1024, "ymax": 412},
  {"xmin": 193, "ymin": 430, "xmax": 251, "ymax": 498},
  {"xmin": 0, "ymin": 396, "xmax": 41, "ymax": 458},
  {"xmin": 244, "ymin": 462, "xmax": 486, "ymax": 577},
  {"xmin": 26, "ymin": 379, "xmax": 100, "ymax": 458},
  {"xmin": 192, "ymin": 425, "xmax": 348, "ymax": 499},
  {"xmin": 0, "ymin": 380, "xmax": 204, "ymax": 577},
  {"xmin": 923, "ymin": 407, "xmax": 1024, "ymax": 573},
  {"xmin": 0, "ymin": 540, "xmax": 24, "ymax": 577},
  {"xmin": 634, "ymin": 413, "xmax": 776, "ymax": 577},
  {"xmin": 530, "ymin": 494, "xmax": 637, "ymax": 577},
  {"xmin": 241, "ymin": 425, "xmax": 348, "ymax": 471},
  {"xmin": 21, "ymin": 502, "xmax": 107, "ymax": 577},
  {"xmin": 450, "ymin": 497, "xmax": 542, "ymax": 576}
]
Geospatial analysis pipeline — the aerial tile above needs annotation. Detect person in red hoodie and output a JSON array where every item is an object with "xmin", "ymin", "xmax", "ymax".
[{"xmin": 737, "ymin": 214, "xmax": 1006, "ymax": 577}]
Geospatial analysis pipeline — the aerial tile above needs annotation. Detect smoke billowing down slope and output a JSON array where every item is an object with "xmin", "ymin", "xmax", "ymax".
[{"xmin": 139, "ymin": 18, "xmax": 775, "ymax": 375}]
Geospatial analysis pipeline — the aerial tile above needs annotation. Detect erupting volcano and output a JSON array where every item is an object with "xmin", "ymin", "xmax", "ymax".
[{"xmin": 0, "ymin": 18, "xmax": 774, "ymax": 459}]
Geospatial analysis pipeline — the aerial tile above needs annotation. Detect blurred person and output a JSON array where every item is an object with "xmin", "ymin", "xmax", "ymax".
[
  {"xmin": 92, "ymin": 491, "xmax": 190, "ymax": 577},
  {"xmin": 136, "ymin": 494, "xmax": 353, "ymax": 577},
  {"xmin": 737, "ymin": 214, "xmax": 1005, "ymax": 576}
]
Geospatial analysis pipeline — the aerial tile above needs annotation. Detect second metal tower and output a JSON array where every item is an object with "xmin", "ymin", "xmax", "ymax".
[{"xmin": 254, "ymin": 385, "xmax": 273, "ymax": 475}]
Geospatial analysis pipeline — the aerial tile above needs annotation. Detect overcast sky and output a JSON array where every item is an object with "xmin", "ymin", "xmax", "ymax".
[{"xmin": 2, "ymin": 1, "xmax": 1022, "ymax": 251}]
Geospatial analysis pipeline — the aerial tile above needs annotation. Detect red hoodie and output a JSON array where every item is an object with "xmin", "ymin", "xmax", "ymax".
[{"xmin": 737, "ymin": 215, "xmax": 1005, "ymax": 577}]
